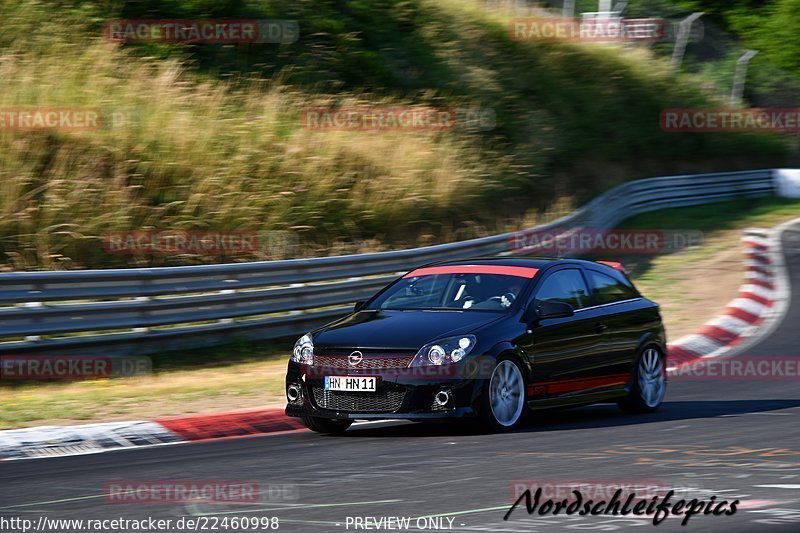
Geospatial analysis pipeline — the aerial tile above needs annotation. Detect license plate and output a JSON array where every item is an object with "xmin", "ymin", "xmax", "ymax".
[{"xmin": 324, "ymin": 376, "xmax": 377, "ymax": 392}]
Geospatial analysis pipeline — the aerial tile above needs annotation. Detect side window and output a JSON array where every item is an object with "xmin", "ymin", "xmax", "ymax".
[
  {"xmin": 534, "ymin": 269, "xmax": 589, "ymax": 310},
  {"xmin": 588, "ymin": 270, "xmax": 638, "ymax": 305}
]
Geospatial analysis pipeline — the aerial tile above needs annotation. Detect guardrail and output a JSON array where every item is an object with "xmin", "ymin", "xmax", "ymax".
[{"xmin": 0, "ymin": 169, "xmax": 777, "ymax": 355}]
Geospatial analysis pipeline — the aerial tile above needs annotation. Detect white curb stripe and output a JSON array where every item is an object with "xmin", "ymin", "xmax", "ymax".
[
  {"xmin": 745, "ymin": 245, "xmax": 771, "ymax": 254},
  {"xmin": 729, "ymin": 218, "xmax": 797, "ymax": 356},
  {"xmin": 726, "ymin": 297, "xmax": 769, "ymax": 317},
  {"xmin": 738, "ymin": 284, "xmax": 774, "ymax": 299},
  {"xmin": 670, "ymin": 333, "xmax": 726, "ymax": 355},
  {"xmin": 669, "ymin": 229, "xmax": 780, "ymax": 360},
  {"xmin": 744, "ymin": 271, "xmax": 772, "ymax": 283},
  {"xmin": 745, "ymin": 259, "xmax": 772, "ymax": 270},
  {"xmin": 0, "ymin": 421, "xmax": 182, "ymax": 460},
  {"xmin": 705, "ymin": 315, "xmax": 755, "ymax": 336}
]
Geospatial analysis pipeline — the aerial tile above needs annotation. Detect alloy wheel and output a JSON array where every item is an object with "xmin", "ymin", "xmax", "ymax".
[
  {"xmin": 638, "ymin": 348, "xmax": 665, "ymax": 408},
  {"xmin": 489, "ymin": 360, "xmax": 525, "ymax": 427}
]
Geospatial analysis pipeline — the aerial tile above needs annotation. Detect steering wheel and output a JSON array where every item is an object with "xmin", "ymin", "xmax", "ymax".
[{"xmin": 489, "ymin": 293, "xmax": 517, "ymax": 308}]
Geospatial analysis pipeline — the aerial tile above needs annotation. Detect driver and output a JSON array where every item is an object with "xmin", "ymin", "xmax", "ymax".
[{"xmin": 499, "ymin": 282, "xmax": 523, "ymax": 308}]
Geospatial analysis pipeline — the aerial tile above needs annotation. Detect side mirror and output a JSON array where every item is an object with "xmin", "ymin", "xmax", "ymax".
[
  {"xmin": 537, "ymin": 301, "xmax": 575, "ymax": 320},
  {"xmin": 353, "ymin": 300, "xmax": 366, "ymax": 312}
]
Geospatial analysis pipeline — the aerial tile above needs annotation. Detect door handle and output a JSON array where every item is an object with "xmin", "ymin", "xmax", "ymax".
[{"xmin": 594, "ymin": 323, "xmax": 608, "ymax": 333}]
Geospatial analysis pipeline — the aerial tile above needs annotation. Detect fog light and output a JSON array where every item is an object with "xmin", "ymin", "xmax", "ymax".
[
  {"xmin": 434, "ymin": 390, "xmax": 451, "ymax": 406},
  {"xmin": 287, "ymin": 384, "xmax": 301, "ymax": 402}
]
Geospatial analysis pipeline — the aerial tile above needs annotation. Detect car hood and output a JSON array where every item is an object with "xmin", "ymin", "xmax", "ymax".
[{"xmin": 313, "ymin": 310, "xmax": 506, "ymax": 350}]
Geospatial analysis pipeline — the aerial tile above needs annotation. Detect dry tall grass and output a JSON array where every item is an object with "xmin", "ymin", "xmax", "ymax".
[{"xmin": 0, "ymin": 33, "xmax": 513, "ymax": 269}]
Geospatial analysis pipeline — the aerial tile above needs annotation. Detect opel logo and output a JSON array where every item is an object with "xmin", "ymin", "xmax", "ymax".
[{"xmin": 348, "ymin": 351, "xmax": 363, "ymax": 366}]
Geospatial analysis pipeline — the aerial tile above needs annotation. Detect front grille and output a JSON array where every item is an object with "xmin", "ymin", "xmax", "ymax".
[
  {"xmin": 314, "ymin": 347, "xmax": 416, "ymax": 370},
  {"xmin": 312, "ymin": 387, "xmax": 406, "ymax": 413},
  {"xmin": 314, "ymin": 355, "xmax": 414, "ymax": 370}
]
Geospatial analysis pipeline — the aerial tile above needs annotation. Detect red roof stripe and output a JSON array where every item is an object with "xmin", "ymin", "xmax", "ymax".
[{"xmin": 404, "ymin": 265, "xmax": 539, "ymax": 279}]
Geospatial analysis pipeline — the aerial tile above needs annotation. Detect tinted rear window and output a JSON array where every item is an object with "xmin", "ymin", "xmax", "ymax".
[{"xmin": 587, "ymin": 270, "xmax": 638, "ymax": 305}]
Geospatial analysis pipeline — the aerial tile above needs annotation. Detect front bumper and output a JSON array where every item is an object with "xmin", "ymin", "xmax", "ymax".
[
  {"xmin": 284, "ymin": 361, "xmax": 482, "ymax": 421},
  {"xmin": 285, "ymin": 404, "xmax": 476, "ymax": 420}
]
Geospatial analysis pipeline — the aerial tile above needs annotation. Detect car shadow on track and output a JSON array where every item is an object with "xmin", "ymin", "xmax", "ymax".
[{"xmin": 336, "ymin": 399, "xmax": 800, "ymax": 438}]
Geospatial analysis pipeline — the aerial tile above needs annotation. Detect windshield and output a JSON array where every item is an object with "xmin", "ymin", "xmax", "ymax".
[{"xmin": 368, "ymin": 271, "xmax": 531, "ymax": 312}]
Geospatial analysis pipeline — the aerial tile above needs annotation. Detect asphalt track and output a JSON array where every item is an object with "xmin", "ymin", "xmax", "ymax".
[{"xmin": 2, "ymin": 221, "xmax": 800, "ymax": 533}]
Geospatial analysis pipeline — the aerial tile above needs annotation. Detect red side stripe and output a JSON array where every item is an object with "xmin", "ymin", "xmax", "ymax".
[
  {"xmin": 527, "ymin": 373, "xmax": 629, "ymax": 396},
  {"xmin": 404, "ymin": 265, "xmax": 539, "ymax": 279}
]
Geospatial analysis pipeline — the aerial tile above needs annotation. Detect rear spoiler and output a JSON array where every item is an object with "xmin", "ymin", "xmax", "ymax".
[{"xmin": 595, "ymin": 260, "xmax": 627, "ymax": 274}]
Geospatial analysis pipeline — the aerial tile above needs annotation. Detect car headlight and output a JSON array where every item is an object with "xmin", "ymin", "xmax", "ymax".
[
  {"xmin": 409, "ymin": 335, "xmax": 477, "ymax": 367},
  {"xmin": 291, "ymin": 333, "xmax": 314, "ymax": 364}
]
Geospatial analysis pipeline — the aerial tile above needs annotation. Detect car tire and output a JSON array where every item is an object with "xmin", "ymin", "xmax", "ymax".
[
  {"xmin": 478, "ymin": 356, "xmax": 529, "ymax": 431},
  {"xmin": 618, "ymin": 346, "xmax": 666, "ymax": 414},
  {"xmin": 301, "ymin": 417, "xmax": 353, "ymax": 434}
]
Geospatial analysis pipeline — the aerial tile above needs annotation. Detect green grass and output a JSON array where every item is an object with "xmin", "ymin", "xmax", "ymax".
[
  {"xmin": 622, "ymin": 195, "xmax": 800, "ymax": 279},
  {"xmin": 622, "ymin": 196, "xmax": 800, "ymax": 315},
  {"xmin": 621, "ymin": 196, "xmax": 800, "ymax": 233},
  {"xmin": 0, "ymin": 338, "xmax": 295, "ymax": 429}
]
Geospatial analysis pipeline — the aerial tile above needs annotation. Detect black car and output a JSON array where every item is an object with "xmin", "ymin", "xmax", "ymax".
[{"xmin": 285, "ymin": 257, "xmax": 667, "ymax": 433}]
